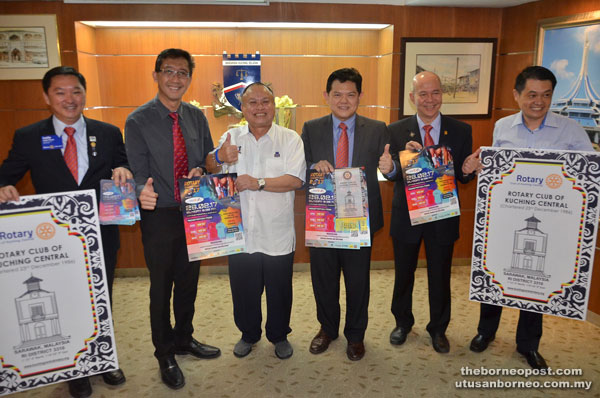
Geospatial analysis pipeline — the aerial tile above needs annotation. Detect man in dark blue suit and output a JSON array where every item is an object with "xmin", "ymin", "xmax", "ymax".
[
  {"xmin": 302, "ymin": 68, "xmax": 389, "ymax": 361},
  {"xmin": 0, "ymin": 66, "xmax": 129, "ymax": 398},
  {"xmin": 379, "ymin": 71, "xmax": 479, "ymax": 354}
]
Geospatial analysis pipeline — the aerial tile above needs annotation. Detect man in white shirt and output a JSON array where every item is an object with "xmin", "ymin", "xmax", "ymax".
[{"xmin": 206, "ymin": 82, "xmax": 306, "ymax": 359}]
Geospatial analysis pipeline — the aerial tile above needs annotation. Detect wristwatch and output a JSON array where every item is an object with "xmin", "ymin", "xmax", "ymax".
[{"xmin": 257, "ymin": 178, "xmax": 266, "ymax": 191}]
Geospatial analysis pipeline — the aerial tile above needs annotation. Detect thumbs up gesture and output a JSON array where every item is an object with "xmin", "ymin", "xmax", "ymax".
[
  {"xmin": 139, "ymin": 177, "xmax": 158, "ymax": 210},
  {"xmin": 217, "ymin": 133, "xmax": 238, "ymax": 164},
  {"xmin": 378, "ymin": 144, "xmax": 393, "ymax": 175},
  {"xmin": 462, "ymin": 147, "xmax": 483, "ymax": 175}
]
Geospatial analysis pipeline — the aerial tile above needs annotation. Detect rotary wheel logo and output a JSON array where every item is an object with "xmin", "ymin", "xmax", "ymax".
[
  {"xmin": 545, "ymin": 174, "xmax": 563, "ymax": 189},
  {"xmin": 343, "ymin": 171, "xmax": 353, "ymax": 180},
  {"xmin": 36, "ymin": 223, "xmax": 56, "ymax": 240}
]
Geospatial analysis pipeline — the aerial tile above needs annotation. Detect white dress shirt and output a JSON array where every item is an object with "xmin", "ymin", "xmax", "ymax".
[{"xmin": 52, "ymin": 115, "xmax": 89, "ymax": 184}]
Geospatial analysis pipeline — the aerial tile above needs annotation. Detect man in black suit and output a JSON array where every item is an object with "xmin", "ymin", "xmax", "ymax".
[
  {"xmin": 302, "ymin": 68, "xmax": 389, "ymax": 361},
  {"xmin": 379, "ymin": 71, "xmax": 479, "ymax": 353},
  {"xmin": 0, "ymin": 66, "xmax": 129, "ymax": 398}
]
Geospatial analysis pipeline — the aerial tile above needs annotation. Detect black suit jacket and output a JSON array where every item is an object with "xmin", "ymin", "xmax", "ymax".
[
  {"xmin": 0, "ymin": 116, "xmax": 128, "ymax": 195},
  {"xmin": 0, "ymin": 116, "xmax": 129, "ymax": 249},
  {"xmin": 387, "ymin": 114, "xmax": 473, "ymax": 244},
  {"xmin": 301, "ymin": 114, "xmax": 389, "ymax": 233}
]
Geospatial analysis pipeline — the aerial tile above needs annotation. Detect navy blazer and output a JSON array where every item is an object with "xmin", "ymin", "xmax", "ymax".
[
  {"xmin": 0, "ymin": 116, "xmax": 128, "ymax": 197},
  {"xmin": 387, "ymin": 114, "xmax": 473, "ymax": 244},
  {"xmin": 301, "ymin": 114, "xmax": 389, "ymax": 234}
]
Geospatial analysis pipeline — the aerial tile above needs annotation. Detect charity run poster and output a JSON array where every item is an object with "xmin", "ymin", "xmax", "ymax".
[
  {"xmin": 305, "ymin": 168, "xmax": 370, "ymax": 249},
  {"xmin": 179, "ymin": 174, "xmax": 245, "ymax": 261}
]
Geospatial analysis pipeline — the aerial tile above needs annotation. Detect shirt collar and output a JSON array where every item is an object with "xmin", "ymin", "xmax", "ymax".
[
  {"xmin": 246, "ymin": 123, "xmax": 275, "ymax": 141},
  {"xmin": 153, "ymin": 95, "xmax": 185, "ymax": 120},
  {"xmin": 542, "ymin": 111, "xmax": 559, "ymax": 128},
  {"xmin": 515, "ymin": 111, "xmax": 551, "ymax": 132},
  {"xmin": 332, "ymin": 114, "xmax": 356, "ymax": 132},
  {"xmin": 416, "ymin": 113, "xmax": 441, "ymax": 131},
  {"xmin": 53, "ymin": 115, "xmax": 85, "ymax": 136}
]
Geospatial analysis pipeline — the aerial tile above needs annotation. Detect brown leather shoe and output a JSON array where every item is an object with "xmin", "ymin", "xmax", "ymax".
[
  {"xmin": 309, "ymin": 328, "xmax": 333, "ymax": 354},
  {"xmin": 346, "ymin": 341, "xmax": 365, "ymax": 361}
]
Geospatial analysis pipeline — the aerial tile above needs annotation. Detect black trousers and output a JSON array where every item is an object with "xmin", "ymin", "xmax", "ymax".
[
  {"xmin": 228, "ymin": 252, "xmax": 294, "ymax": 344},
  {"xmin": 309, "ymin": 246, "xmax": 372, "ymax": 343},
  {"xmin": 391, "ymin": 236, "xmax": 454, "ymax": 336},
  {"xmin": 140, "ymin": 207, "xmax": 200, "ymax": 360},
  {"xmin": 99, "ymin": 224, "xmax": 119, "ymax": 305},
  {"xmin": 477, "ymin": 303, "xmax": 543, "ymax": 351}
]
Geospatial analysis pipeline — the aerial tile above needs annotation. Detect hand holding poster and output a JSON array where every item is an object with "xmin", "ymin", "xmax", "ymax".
[
  {"xmin": 179, "ymin": 174, "xmax": 245, "ymax": 261},
  {"xmin": 99, "ymin": 179, "xmax": 140, "ymax": 225},
  {"xmin": 400, "ymin": 145, "xmax": 460, "ymax": 225},
  {"xmin": 305, "ymin": 168, "xmax": 370, "ymax": 249},
  {"xmin": 0, "ymin": 190, "xmax": 118, "ymax": 395},
  {"xmin": 469, "ymin": 147, "xmax": 600, "ymax": 320}
]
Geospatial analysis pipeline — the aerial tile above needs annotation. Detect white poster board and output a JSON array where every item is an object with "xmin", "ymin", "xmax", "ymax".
[
  {"xmin": 470, "ymin": 147, "xmax": 599, "ymax": 320},
  {"xmin": 0, "ymin": 190, "xmax": 118, "ymax": 395}
]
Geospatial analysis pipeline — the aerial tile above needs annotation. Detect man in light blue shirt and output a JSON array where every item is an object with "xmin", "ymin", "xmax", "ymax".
[
  {"xmin": 492, "ymin": 77, "xmax": 592, "ymax": 151},
  {"xmin": 469, "ymin": 66, "xmax": 593, "ymax": 370}
]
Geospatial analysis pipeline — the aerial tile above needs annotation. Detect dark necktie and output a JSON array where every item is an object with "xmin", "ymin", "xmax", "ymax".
[
  {"xmin": 169, "ymin": 112, "xmax": 188, "ymax": 202},
  {"xmin": 335, "ymin": 122, "xmax": 349, "ymax": 168},
  {"xmin": 63, "ymin": 127, "xmax": 78, "ymax": 182},
  {"xmin": 423, "ymin": 124, "xmax": 435, "ymax": 147}
]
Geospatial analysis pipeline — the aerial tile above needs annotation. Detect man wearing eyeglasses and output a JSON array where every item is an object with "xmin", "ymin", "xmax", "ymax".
[{"xmin": 125, "ymin": 48, "xmax": 220, "ymax": 390}]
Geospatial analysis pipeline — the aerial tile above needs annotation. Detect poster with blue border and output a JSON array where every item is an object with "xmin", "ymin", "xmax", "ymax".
[
  {"xmin": 0, "ymin": 190, "xmax": 118, "ymax": 395},
  {"xmin": 179, "ymin": 174, "xmax": 245, "ymax": 261},
  {"xmin": 469, "ymin": 147, "xmax": 600, "ymax": 320}
]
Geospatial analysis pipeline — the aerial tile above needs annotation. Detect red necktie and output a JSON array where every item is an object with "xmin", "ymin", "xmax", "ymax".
[
  {"xmin": 423, "ymin": 124, "xmax": 435, "ymax": 148},
  {"xmin": 335, "ymin": 122, "xmax": 349, "ymax": 168},
  {"xmin": 170, "ymin": 112, "xmax": 188, "ymax": 202},
  {"xmin": 63, "ymin": 127, "xmax": 78, "ymax": 182}
]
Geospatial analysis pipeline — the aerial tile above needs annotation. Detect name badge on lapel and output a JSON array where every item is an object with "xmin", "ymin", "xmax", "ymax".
[{"xmin": 41, "ymin": 135, "xmax": 63, "ymax": 150}]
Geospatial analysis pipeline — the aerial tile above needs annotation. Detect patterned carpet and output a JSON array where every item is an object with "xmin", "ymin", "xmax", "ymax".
[{"xmin": 13, "ymin": 266, "xmax": 600, "ymax": 397}]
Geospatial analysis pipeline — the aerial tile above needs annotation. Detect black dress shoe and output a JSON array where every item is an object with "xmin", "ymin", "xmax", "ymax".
[
  {"xmin": 517, "ymin": 349, "xmax": 548, "ymax": 369},
  {"xmin": 346, "ymin": 341, "xmax": 365, "ymax": 361},
  {"xmin": 175, "ymin": 338, "xmax": 221, "ymax": 359},
  {"xmin": 470, "ymin": 334, "xmax": 495, "ymax": 353},
  {"xmin": 389, "ymin": 326, "xmax": 410, "ymax": 346},
  {"xmin": 309, "ymin": 328, "xmax": 334, "ymax": 354},
  {"xmin": 431, "ymin": 334, "xmax": 450, "ymax": 353},
  {"xmin": 102, "ymin": 368, "xmax": 126, "ymax": 386},
  {"xmin": 159, "ymin": 356, "xmax": 185, "ymax": 390},
  {"xmin": 68, "ymin": 377, "xmax": 92, "ymax": 398}
]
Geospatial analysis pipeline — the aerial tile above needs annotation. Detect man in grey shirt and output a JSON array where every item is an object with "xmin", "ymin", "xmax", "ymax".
[{"xmin": 125, "ymin": 48, "xmax": 220, "ymax": 390}]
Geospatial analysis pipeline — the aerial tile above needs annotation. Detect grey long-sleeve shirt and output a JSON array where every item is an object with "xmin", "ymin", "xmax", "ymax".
[{"xmin": 125, "ymin": 96, "xmax": 214, "ymax": 208}]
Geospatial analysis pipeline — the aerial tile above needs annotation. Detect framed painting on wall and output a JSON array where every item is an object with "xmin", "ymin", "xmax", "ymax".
[
  {"xmin": 0, "ymin": 15, "xmax": 60, "ymax": 80},
  {"xmin": 400, "ymin": 37, "xmax": 497, "ymax": 119},
  {"xmin": 535, "ymin": 11, "xmax": 600, "ymax": 150}
]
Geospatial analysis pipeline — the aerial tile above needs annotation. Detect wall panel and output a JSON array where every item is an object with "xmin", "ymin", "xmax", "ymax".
[
  {"xmin": 494, "ymin": 53, "xmax": 534, "ymax": 110},
  {"xmin": 0, "ymin": 1, "xmax": 500, "ymax": 274}
]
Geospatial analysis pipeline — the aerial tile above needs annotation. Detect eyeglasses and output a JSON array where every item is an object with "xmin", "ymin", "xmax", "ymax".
[{"xmin": 159, "ymin": 68, "xmax": 191, "ymax": 79}]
